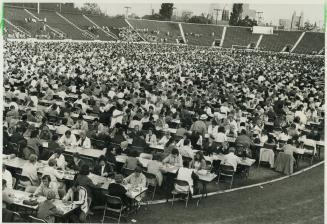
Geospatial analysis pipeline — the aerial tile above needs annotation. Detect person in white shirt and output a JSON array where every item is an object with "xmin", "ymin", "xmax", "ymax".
[
  {"xmin": 212, "ymin": 126, "xmax": 227, "ymax": 143},
  {"xmin": 59, "ymin": 130, "xmax": 77, "ymax": 146},
  {"xmin": 47, "ymin": 149, "xmax": 66, "ymax": 170},
  {"xmin": 176, "ymin": 134, "xmax": 188, "ymax": 148},
  {"xmin": 163, "ymin": 148, "xmax": 183, "ymax": 167},
  {"xmin": 145, "ymin": 129, "xmax": 157, "ymax": 145},
  {"xmin": 158, "ymin": 132, "xmax": 171, "ymax": 146},
  {"xmin": 179, "ymin": 139, "xmax": 194, "ymax": 159},
  {"xmin": 72, "ymin": 116, "xmax": 89, "ymax": 132},
  {"xmin": 76, "ymin": 131, "xmax": 91, "ymax": 149},
  {"xmin": 2, "ymin": 165, "xmax": 13, "ymax": 189},
  {"xmin": 221, "ymin": 147, "xmax": 241, "ymax": 171}
]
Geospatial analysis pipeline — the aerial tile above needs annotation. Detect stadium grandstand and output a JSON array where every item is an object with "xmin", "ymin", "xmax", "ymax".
[
  {"xmin": 2, "ymin": 2, "xmax": 325, "ymax": 224},
  {"xmin": 3, "ymin": 4, "xmax": 324, "ymax": 54}
]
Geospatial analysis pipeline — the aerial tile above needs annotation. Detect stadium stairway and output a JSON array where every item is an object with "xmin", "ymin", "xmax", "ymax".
[{"xmin": 292, "ymin": 32, "xmax": 325, "ymax": 54}]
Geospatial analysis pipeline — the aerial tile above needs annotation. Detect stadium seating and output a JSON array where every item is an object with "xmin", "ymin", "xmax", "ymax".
[
  {"xmin": 292, "ymin": 32, "xmax": 324, "ymax": 54},
  {"xmin": 222, "ymin": 26, "xmax": 261, "ymax": 48},
  {"xmin": 61, "ymin": 13, "xmax": 116, "ymax": 41},
  {"xmin": 259, "ymin": 30, "xmax": 302, "ymax": 52},
  {"xmin": 182, "ymin": 23, "xmax": 224, "ymax": 46},
  {"xmin": 33, "ymin": 10, "xmax": 88, "ymax": 40},
  {"xmin": 4, "ymin": 7, "xmax": 41, "ymax": 37},
  {"xmin": 86, "ymin": 16, "xmax": 128, "ymax": 38},
  {"xmin": 128, "ymin": 19, "xmax": 181, "ymax": 43}
]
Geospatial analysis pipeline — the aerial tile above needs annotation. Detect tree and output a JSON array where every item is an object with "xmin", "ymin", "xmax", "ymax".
[
  {"xmin": 159, "ymin": 3, "xmax": 174, "ymax": 20},
  {"xmin": 80, "ymin": 3, "xmax": 103, "ymax": 16},
  {"xmin": 188, "ymin": 15, "xmax": 212, "ymax": 24},
  {"xmin": 229, "ymin": 3, "xmax": 243, "ymax": 26},
  {"xmin": 303, "ymin": 21, "xmax": 315, "ymax": 31},
  {"xmin": 181, "ymin": 11, "xmax": 193, "ymax": 22},
  {"xmin": 237, "ymin": 16, "xmax": 257, "ymax": 27}
]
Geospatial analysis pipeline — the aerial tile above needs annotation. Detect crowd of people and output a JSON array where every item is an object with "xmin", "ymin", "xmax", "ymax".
[{"xmin": 2, "ymin": 40, "xmax": 324, "ymax": 222}]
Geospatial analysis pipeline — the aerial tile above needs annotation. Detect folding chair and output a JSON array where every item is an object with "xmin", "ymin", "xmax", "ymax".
[
  {"xmin": 28, "ymin": 215, "xmax": 47, "ymax": 223},
  {"xmin": 143, "ymin": 171, "xmax": 157, "ymax": 200},
  {"xmin": 217, "ymin": 165, "xmax": 235, "ymax": 189},
  {"xmin": 171, "ymin": 179, "xmax": 191, "ymax": 208},
  {"xmin": 101, "ymin": 195, "xmax": 126, "ymax": 224},
  {"xmin": 11, "ymin": 211, "xmax": 22, "ymax": 222}
]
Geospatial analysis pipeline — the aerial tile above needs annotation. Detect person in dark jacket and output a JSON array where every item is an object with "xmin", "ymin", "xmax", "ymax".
[
  {"xmin": 108, "ymin": 174, "xmax": 131, "ymax": 209},
  {"xmin": 94, "ymin": 155, "xmax": 113, "ymax": 177}
]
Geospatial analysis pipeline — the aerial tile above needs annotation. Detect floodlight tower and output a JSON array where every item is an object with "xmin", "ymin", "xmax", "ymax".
[
  {"xmin": 124, "ymin": 6, "xmax": 131, "ymax": 19},
  {"xmin": 213, "ymin": 8, "xmax": 222, "ymax": 24}
]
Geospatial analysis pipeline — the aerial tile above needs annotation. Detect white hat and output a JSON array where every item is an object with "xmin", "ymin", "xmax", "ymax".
[{"xmin": 200, "ymin": 114, "xmax": 208, "ymax": 120}]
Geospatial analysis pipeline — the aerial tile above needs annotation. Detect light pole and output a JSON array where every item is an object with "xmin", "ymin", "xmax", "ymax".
[
  {"xmin": 213, "ymin": 8, "xmax": 221, "ymax": 25},
  {"xmin": 256, "ymin": 12, "xmax": 263, "ymax": 25},
  {"xmin": 124, "ymin": 6, "xmax": 131, "ymax": 19}
]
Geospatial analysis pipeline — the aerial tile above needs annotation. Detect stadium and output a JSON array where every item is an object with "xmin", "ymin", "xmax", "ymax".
[{"xmin": 2, "ymin": 2, "xmax": 325, "ymax": 224}]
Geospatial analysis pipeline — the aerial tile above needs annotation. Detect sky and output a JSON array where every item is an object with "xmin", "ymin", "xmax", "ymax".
[{"xmin": 74, "ymin": 1, "xmax": 324, "ymax": 26}]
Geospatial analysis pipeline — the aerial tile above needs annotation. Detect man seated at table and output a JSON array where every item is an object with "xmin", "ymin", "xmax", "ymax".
[
  {"xmin": 108, "ymin": 174, "xmax": 132, "ymax": 209},
  {"xmin": 2, "ymin": 164, "xmax": 13, "ymax": 189},
  {"xmin": 56, "ymin": 118, "xmax": 70, "ymax": 135},
  {"xmin": 76, "ymin": 131, "xmax": 91, "ymax": 149},
  {"xmin": 162, "ymin": 148, "xmax": 183, "ymax": 168},
  {"xmin": 221, "ymin": 147, "xmax": 241, "ymax": 171},
  {"xmin": 37, "ymin": 190, "xmax": 63, "ymax": 223},
  {"xmin": 282, "ymin": 139, "xmax": 298, "ymax": 156},
  {"xmin": 48, "ymin": 134, "xmax": 63, "ymax": 153},
  {"xmin": 3, "ymin": 179, "xmax": 14, "ymax": 222},
  {"xmin": 72, "ymin": 115, "xmax": 89, "ymax": 132},
  {"xmin": 68, "ymin": 153, "xmax": 85, "ymax": 170},
  {"xmin": 62, "ymin": 182, "xmax": 89, "ymax": 223},
  {"xmin": 59, "ymin": 130, "xmax": 77, "ymax": 146},
  {"xmin": 31, "ymin": 175, "xmax": 60, "ymax": 199},
  {"xmin": 22, "ymin": 154, "xmax": 40, "ymax": 187},
  {"xmin": 124, "ymin": 166, "xmax": 146, "ymax": 188},
  {"xmin": 94, "ymin": 155, "xmax": 113, "ymax": 177}
]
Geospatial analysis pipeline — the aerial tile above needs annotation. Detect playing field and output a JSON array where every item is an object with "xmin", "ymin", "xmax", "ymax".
[{"xmin": 128, "ymin": 164, "xmax": 324, "ymax": 224}]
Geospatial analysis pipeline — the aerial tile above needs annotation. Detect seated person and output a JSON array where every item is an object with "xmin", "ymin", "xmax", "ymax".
[
  {"xmin": 158, "ymin": 132, "xmax": 171, "ymax": 146},
  {"xmin": 94, "ymin": 155, "xmax": 113, "ymax": 177},
  {"xmin": 47, "ymin": 134, "xmax": 63, "ymax": 154},
  {"xmin": 72, "ymin": 115, "xmax": 89, "ymax": 132},
  {"xmin": 175, "ymin": 166, "xmax": 199, "ymax": 195},
  {"xmin": 2, "ymin": 165, "xmax": 13, "ymax": 189},
  {"xmin": 47, "ymin": 149, "xmax": 66, "ymax": 170},
  {"xmin": 59, "ymin": 130, "xmax": 77, "ymax": 146},
  {"xmin": 2, "ymin": 179, "xmax": 14, "ymax": 222},
  {"xmin": 31, "ymin": 175, "xmax": 60, "ymax": 199},
  {"xmin": 37, "ymin": 190, "xmax": 63, "ymax": 223},
  {"xmin": 146, "ymin": 154, "xmax": 163, "ymax": 187},
  {"xmin": 108, "ymin": 174, "xmax": 131, "ymax": 209},
  {"xmin": 74, "ymin": 164, "xmax": 102, "ymax": 200},
  {"xmin": 62, "ymin": 182, "xmax": 89, "ymax": 223},
  {"xmin": 162, "ymin": 148, "xmax": 183, "ymax": 167},
  {"xmin": 145, "ymin": 128, "xmax": 157, "ymax": 145},
  {"xmin": 124, "ymin": 166, "xmax": 146, "ymax": 188},
  {"xmin": 76, "ymin": 131, "xmax": 91, "ymax": 149},
  {"xmin": 221, "ymin": 147, "xmax": 241, "ymax": 171},
  {"xmin": 56, "ymin": 118, "xmax": 70, "ymax": 135},
  {"xmin": 24, "ymin": 129, "xmax": 42, "ymax": 159},
  {"xmin": 67, "ymin": 153, "xmax": 85, "ymax": 170},
  {"xmin": 124, "ymin": 150, "xmax": 139, "ymax": 170},
  {"xmin": 189, "ymin": 151, "xmax": 206, "ymax": 170},
  {"xmin": 179, "ymin": 139, "xmax": 194, "ymax": 159},
  {"xmin": 22, "ymin": 154, "xmax": 40, "ymax": 186}
]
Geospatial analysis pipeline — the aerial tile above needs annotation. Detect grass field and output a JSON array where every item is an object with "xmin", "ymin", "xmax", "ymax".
[{"xmin": 95, "ymin": 163, "xmax": 323, "ymax": 224}]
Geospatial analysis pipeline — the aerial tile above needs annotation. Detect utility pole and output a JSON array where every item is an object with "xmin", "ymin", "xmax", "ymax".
[
  {"xmin": 124, "ymin": 6, "xmax": 131, "ymax": 19},
  {"xmin": 256, "ymin": 11, "xmax": 263, "ymax": 25},
  {"xmin": 213, "ymin": 8, "xmax": 221, "ymax": 25}
]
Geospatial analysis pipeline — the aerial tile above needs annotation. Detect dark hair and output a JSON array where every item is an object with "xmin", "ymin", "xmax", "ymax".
[
  {"xmin": 218, "ymin": 126, "xmax": 225, "ymax": 133},
  {"xmin": 65, "ymin": 130, "xmax": 71, "ymax": 135},
  {"xmin": 194, "ymin": 151, "xmax": 205, "ymax": 162},
  {"xmin": 42, "ymin": 175, "xmax": 51, "ymax": 182},
  {"xmin": 80, "ymin": 164, "xmax": 90, "ymax": 175},
  {"xmin": 184, "ymin": 139, "xmax": 190, "ymax": 145},
  {"xmin": 30, "ymin": 130, "xmax": 39, "ymax": 138},
  {"xmin": 52, "ymin": 134, "xmax": 59, "ymax": 141},
  {"xmin": 171, "ymin": 148, "xmax": 179, "ymax": 155}
]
